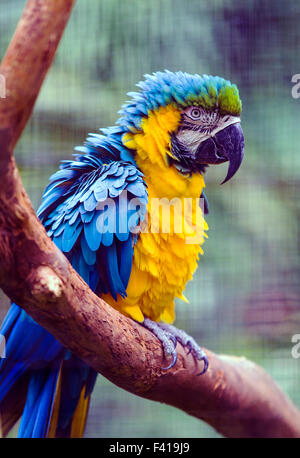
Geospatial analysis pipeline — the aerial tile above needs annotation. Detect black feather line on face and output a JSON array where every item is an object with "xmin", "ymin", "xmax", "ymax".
[
  {"xmin": 169, "ymin": 133, "xmax": 208, "ymax": 174},
  {"xmin": 181, "ymin": 113, "xmax": 218, "ymax": 134},
  {"xmin": 180, "ymin": 121, "xmax": 215, "ymax": 134}
]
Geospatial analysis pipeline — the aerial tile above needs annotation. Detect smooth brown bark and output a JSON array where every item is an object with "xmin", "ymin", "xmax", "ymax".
[{"xmin": 1, "ymin": 0, "xmax": 300, "ymax": 439}]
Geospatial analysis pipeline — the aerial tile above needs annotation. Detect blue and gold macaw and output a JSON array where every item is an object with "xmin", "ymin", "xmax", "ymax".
[{"xmin": 0, "ymin": 71, "xmax": 244, "ymax": 437}]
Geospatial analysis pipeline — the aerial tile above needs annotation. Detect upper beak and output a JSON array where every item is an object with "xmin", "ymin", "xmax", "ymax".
[{"xmin": 195, "ymin": 123, "xmax": 245, "ymax": 184}]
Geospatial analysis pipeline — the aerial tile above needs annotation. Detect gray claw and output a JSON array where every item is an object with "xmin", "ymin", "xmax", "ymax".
[
  {"xmin": 186, "ymin": 342, "xmax": 192, "ymax": 355},
  {"xmin": 141, "ymin": 318, "xmax": 209, "ymax": 375},
  {"xmin": 162, "ymin": 350, "xmax": 178, "ymax": 371},
  {"xmin": 142, "ymin": 318, "xmax": 178, "ymax": 370},
  {"xmin": 197, "ymin": 355, "xmax": 209, "ymax": 376}
]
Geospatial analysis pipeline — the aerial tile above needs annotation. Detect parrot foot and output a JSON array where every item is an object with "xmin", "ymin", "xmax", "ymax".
[
  {"xmin": 157, "ymin": 322, "xmax": 208, "ymax": 375},
  {"xmin": 142, "ymin": 318, "xmax": 208, "ymax": 374},
  {"xmin": 142, "ymin": 318, "xmax": 178, "ymax": 370}
]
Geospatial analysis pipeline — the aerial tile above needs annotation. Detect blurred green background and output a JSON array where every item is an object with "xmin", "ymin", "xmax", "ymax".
[{"xmin": 1, "ymin": 0, "xmax": 300, "ymax": 438}]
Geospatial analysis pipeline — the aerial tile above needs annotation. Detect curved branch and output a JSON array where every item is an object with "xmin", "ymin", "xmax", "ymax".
[{"xmin": 0, "ymin": 0, "xmax": 300, "ymax": 439}]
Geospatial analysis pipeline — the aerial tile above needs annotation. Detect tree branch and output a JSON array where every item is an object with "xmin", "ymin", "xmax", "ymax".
[
  {"xmin": 1, "ymin": 0, "xmax": 300, "ymax": 439},
  {"xmin": 0, "ymin": 0, "xmax": 75, "ymax": 151}
]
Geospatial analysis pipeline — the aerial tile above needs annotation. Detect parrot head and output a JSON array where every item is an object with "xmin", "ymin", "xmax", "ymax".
[{"xmin": 120, "ymin": 70, "xmax": 244, "ymax": 185}]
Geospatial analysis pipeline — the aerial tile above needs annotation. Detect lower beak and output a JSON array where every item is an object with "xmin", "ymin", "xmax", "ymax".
[{"xmin": 195, "ymin": 123, "xmax": 245, "ymax": 184}]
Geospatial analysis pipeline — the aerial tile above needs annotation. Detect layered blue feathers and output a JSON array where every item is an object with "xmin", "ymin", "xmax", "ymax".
[{"xmin": 39, "ymin": 129, "xmax": 147, "ymax": 300}]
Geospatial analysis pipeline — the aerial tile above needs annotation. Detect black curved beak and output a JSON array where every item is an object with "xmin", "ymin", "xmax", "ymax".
[{"xmin": 195, "ymin": 123, "xmax": 245, "ymax": 184}]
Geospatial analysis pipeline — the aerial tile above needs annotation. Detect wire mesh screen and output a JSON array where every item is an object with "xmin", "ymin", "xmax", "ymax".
[{"xmin": 1, "ymin": 0, "xmax": 300, "ymax": 438}]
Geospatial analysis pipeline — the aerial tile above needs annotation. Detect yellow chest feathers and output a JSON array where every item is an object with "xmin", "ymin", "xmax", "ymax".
[{"xmin": 103, "ymin": 105, "xmax": 208, "ymax": 323}]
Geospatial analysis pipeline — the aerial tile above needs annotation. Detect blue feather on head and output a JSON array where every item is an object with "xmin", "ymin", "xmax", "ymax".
[{"xmin": 118, "ymin": 70, "xmax": 242, "ymax": 131}]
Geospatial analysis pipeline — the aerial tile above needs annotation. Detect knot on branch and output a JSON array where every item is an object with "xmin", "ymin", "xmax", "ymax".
[
  {"xmin": 30, "ymin": 266, "xmax": 63, "ymax": 303},
  {"xmin": 12, "ymin": 202, "xmax": 29, "ymax": 223}
]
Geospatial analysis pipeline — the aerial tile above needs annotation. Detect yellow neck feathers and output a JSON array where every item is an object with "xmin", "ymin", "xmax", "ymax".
[
  {"xmin": 104, "ymin": 105, "xmax": 209, "ymax": 324},
  {"xmin": 122, "ymin": 105, "xmax": 206, "ymax": 199}
]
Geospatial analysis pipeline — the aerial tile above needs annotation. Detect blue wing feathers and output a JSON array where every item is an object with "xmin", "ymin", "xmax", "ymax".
[
  {"xmin": 0, "ymin": 127, "xmax": 147, "ymax": 437},
  {"xmin": 118, "ymin": 236, "xmax": 134, "ymax": 291},
  {"xmin": 81, "ymin": 236, "xmax": 96, "ymax": 266},
  {"xmin": 42, "ymin": 144, "xmax": 147, "ymax": 299},
  {"xmin": 102, "ymin": 243, "xmax": 126, "ymax": 300}
]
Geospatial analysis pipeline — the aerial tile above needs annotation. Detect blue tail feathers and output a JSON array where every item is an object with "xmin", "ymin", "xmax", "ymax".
[{"xmin": 0, "ymin": 303, "xmax": 96, "ymax": 437}]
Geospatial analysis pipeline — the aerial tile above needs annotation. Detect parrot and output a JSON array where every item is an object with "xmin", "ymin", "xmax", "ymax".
[{"xmin": 0, "ymin": 70, "xmax": 244, "ymax": 438}]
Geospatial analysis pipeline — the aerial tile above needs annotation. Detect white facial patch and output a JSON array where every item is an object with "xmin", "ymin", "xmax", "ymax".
[{"xmin": 176, "ymin": 129, "xmax": 205, "ymax": 154}]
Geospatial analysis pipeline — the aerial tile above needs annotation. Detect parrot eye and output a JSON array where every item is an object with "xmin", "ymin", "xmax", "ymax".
[
  {"xmin": 189, "ymin": 107, "xmax": 202, "ymax": 119},
  {"xmin": 182, "ymin": 106, "xmax": 220, "ymax": 127}
]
